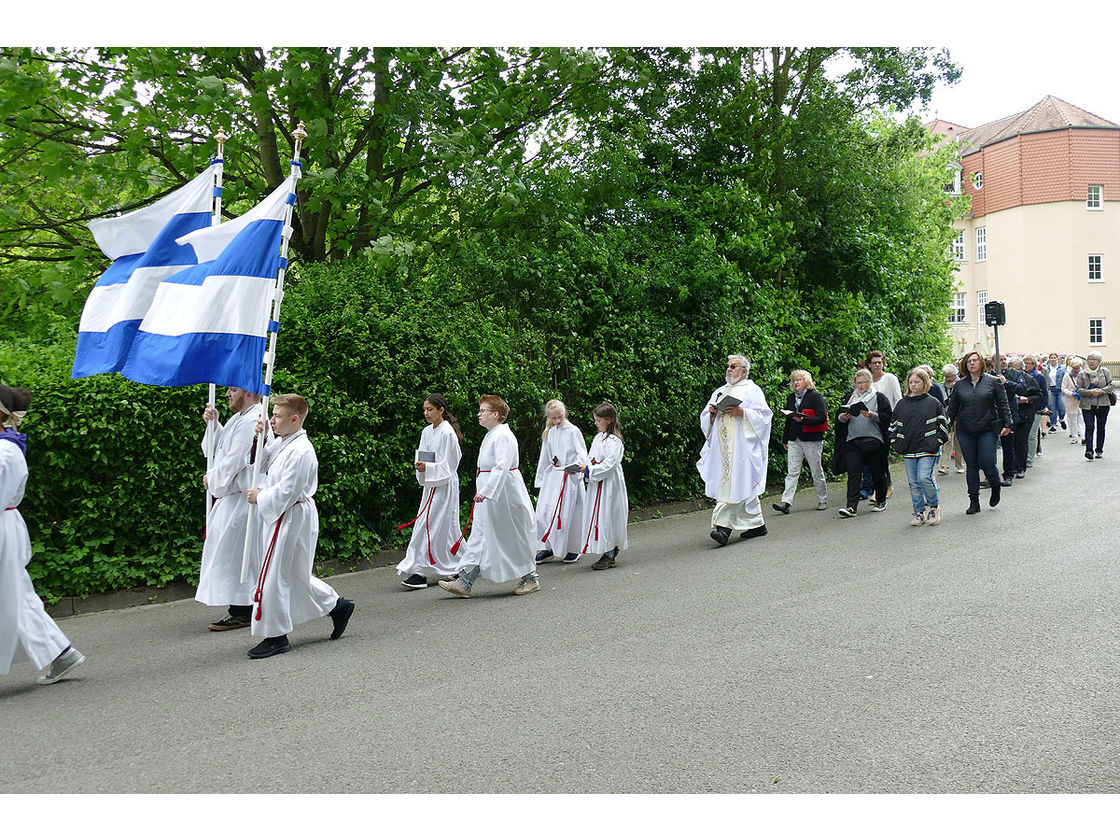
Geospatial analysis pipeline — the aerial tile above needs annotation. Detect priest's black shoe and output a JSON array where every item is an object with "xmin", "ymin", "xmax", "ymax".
[
  {"xmin": 740, "ymin": 525, "xmax": 768, "ymax": 540},
  {"xmin": 248, "ymin": 635, "xmax": 291, "ymax": 659},
  {"xmin": 709, "ymin": 526, "xmax": 731, "ymax": 546},
  {"xmin": 329, "ymin": 597, "xmax": 355, "ymax": 640}
]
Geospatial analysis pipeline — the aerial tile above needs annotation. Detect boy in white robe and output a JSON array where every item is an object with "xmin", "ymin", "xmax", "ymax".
[
  {"xmin": 197, "ymin": 386, "xmax": 265, "ymax": 630},
  {"xmin": 533, "ymin": 399, "xmax": 587, "ymax": 564},
  {"xmin": 245, "ymin": 393, "xmax": 354, "ymax": 659},
  {"xmin": 697, "ymin": 355, "xmax": 773, "ymax": 545},
  {"xmin": 1, "ymin": 385, "xmax": 85, "ymax": 685},
  {"xmin": 440, "ymin": 395, "xmax": 539, "ymax": 597},
  {"xmin": 396, "ymin": 393, "xmax": 463, "ymax": 588}
]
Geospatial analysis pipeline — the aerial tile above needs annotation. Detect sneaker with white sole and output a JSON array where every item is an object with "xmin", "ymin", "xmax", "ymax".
[
  {"xmin": 838, "ymin": 506, "xmax": 857, "ymax": 518},
  {"xmin": 512, "ymin": 577, "xmax": 541, "ymax": 595},
  {"xmin": 438, "ymin": 579, "xmax": 472, "ymax": 598},
  {"xmin": 400, "ymin": 574, "xmax": 429, "ymax": 589},
  {"xmin": 37, "ymin": 647, "xmax": 86, "ymax": 685},
  {"xmin": 816, "ymin": 500, "xmax": 828, "ymax": 511},
  {"xmin": 870, "ymin": 501, "xmax": 888, "ymax": 512},
  {"xmin": 926, "ymin": 507, "xmax": 941, "ymax": 526},
  {"xmin": 910, "ymin": 512, "xmax": 925, "ymax": 526}
]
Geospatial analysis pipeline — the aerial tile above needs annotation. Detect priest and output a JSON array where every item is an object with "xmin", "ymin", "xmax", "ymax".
[{"xmin": 697, "ymin": 355, "xmax": 773, "ymax": 546}]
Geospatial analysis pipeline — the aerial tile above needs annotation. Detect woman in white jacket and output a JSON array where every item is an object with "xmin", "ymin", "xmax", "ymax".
[
  {"xmin": 580, "ymin": 402, "xmax": 629, "ymax": 570},
  {"xmin": 533, "ymin": 399, "xmax": 587, "ymax": 565},
  {"xmin": 1061, "ymin": 357, "xmax": 1085, "ymax": 445},
  {"xmin": 396, "ymin": 393, "xmax": 463, "ymax": 589}
]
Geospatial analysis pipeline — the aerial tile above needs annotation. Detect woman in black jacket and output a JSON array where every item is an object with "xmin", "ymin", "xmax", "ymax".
[
  {"xmin": 945, "ymin": 351, "xmax": 1013, "ymax": 515},
  {"xmin": 889, "ymin": 368, "xmax": 949, "ymax": 526},
  {"xmin": 773, "ymin": 369, "xmax": 829, "ymax": 514},
  {"xmin": 833, "ymin": 368, "xmax": 892, "ymax": 518}
]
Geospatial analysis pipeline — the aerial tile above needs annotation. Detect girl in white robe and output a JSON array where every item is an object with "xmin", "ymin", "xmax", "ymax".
[
  {"xmin": 579, "ymin": 402, "xmax": 629, "ymax": 570},
  {"xmin": 439, "ymin": 395, "xmax": 539, "ymax": 597},
  {"xmin": 533, "ymin": 399, "xmax": 588, "ymax": 564},
  {"xmin": 1, "ymin": 385, "xmax": 85, "ymax": 685},
  {"xmin": 396, "ymin": 393, "xmax": 463, "ymax": 588}
]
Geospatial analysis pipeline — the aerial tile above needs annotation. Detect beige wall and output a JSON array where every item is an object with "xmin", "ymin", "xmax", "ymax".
[{"xmin": 949, "ymin": 198, "xmax": 1118, "ymax": 358}]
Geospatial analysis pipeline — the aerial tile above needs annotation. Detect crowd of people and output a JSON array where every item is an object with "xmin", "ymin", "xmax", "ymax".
[{"xmin": 1, "ymin": 349, "xmax": 1114, "ymax": 683}]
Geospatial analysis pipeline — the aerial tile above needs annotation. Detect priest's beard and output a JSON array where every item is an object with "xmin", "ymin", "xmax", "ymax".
[{"xmin": 725, "ymin": 371, "xmax": 746, "ymax": 387}]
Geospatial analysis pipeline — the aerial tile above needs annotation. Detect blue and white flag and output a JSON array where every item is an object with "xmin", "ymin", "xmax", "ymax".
[
  {"xmin": 118, "ymin": 175, "xmax": 297, "ymax": 394},
  {"xmin": 71, "ymin": 166, "xmax": 216, "ymax": 379}
]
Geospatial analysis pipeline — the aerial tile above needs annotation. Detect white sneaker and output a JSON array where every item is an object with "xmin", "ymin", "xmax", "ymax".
[
  {"xmin": 816, "ymin": 500, "xmax": 828, "ymax": 510},
  {"xmin": 512, "ymin": 578, "xmax": 540, "ymax": 595},
  {"xmin": 37, "ymin": 647, "xmax": 86, "ymax": 685}
]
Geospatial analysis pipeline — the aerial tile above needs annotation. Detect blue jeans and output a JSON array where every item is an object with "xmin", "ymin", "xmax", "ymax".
[
  {"xmin": 955, "ymin": 428, "xmax": 1001, "ymax": 497},
  {"xmin": 903, "ymin": 455, "xmax": 939, "ymax": 513},
  {"xmin": 1049, "ymin": 387, "xmax": 1066, "ymax": 423},
  {"xmin": 457, "ymin": 564, "xmax": 538, "ymax": 590}
]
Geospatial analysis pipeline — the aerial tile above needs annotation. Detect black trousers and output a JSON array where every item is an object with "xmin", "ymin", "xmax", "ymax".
[
  {"xmin": 1083, "ymin": 405, "xmax": 1110, "ymax": 455},
  {"xmin": 843, "ymin": 444, "xmax": 888, "ymax": 509},
  {"xmin": 1000, "ymin": 426, "xmax": 1016, "ymax": 478},
  {"xmin": 1013, "ymin": 419, "xmax": 1032, "ymax": 474}
]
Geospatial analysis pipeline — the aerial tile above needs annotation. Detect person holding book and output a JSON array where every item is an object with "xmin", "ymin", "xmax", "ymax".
[
  {"xmin": 772, "ymin": 369, "xmax": 828, "ymax": 515},
  {"xmin": 832, "ymin": 368, "xmax": 892, "ymax": 518},
  {"xmin": 396, "ymin": 393, "xmax": 463, "ymax": 589},
  {"xmin": 533, "ymin": 399, "xmax": 588, "ymax": 565},
  {"xmin": 698, "ymin": 355, "xmax": 772, "ymax": 545},
  {"xmin": 439, "ymin": 395, "xmax": 540, "ymax": 598},
  {"xmin": 579, "ymin": 402, "xmax": 628, "ymax": 570}
]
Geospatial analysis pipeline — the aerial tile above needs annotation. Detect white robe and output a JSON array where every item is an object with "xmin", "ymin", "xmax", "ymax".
[
  {"xmin": 454, "ymin": 423, "xmax": 536, "ymax": 583},
  {"xmin": 251, "ymin": 430, "xmax": 338, "ymax": 638},
  {"xmin": 396, "ymin": 421, "xmax": 462, "ymax": 579},
  {"xmin": 697, "ymin": 378, "xmax": 773, "ymax": 515},
  {"xmin": 580, "ymin": 432, "xmax": 629, "ymax": 553},
  {"xmin": 1, "ymin": 438, "xmax": 69, "ymax": 675},
  {"xmin": 196, "ymin": 404, "xmax": 265, "ymax": 606},
  {"xmin": 533, "ymin": 421, "xmax": 588, "ymax": 556}
]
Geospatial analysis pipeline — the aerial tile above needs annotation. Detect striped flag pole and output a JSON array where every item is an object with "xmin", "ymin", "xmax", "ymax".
[
  {"xmin": 239, "ymin": 121, "xmax": 308, "ymax": 585},
  {"xmin": 203, "ymin": 130, "xmax": 228, "ymax": 516}
]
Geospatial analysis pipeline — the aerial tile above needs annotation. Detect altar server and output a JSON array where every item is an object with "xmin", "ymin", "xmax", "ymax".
[
  {"xmin": 698, "ymin": 354, "xmax": 772, "ymax": 545},
  {"xmin": 579, "ymin": 402, "xmax": 629, "ymax": 570},
  {"xmin": 396, "ymin": 393, "xmax": 463, "ymax": 589},
  {"xmin": 533, "ymin": 399, "xmax": 588, "ymax": 565},
  {"xmin": 1, "ymin": 385, "xmax": 86, "ymax": 685},
  {"xmin": 197, "ymin": 386, "xmax": 265, "ymax": 630},
  {"xmin": 439, "ymin": 395, "xmax": 540, "ymax": 597},
  {"xmin": 245, "ymin": 394, "xmax": 353, "ymax": 659}
]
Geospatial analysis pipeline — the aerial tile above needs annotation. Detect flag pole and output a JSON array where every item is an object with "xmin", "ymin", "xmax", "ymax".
[
  {"xmin": 239, "ymin": 121, "xmax": 308, "ymax": 585},
  {"xmin": 204, "ymin": 131, "xmax": 228, "ymax": 516}
]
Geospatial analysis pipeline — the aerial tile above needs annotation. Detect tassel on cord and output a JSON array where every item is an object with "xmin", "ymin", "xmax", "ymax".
[{"xmin": 253, "ymin": 513, "xmax": 286, "ymax": 621}]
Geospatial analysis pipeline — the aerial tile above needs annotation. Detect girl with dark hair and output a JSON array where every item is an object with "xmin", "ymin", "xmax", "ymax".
[
  {"xmin": 579, "ymin": 402, "xmax": 629, "ymax": 570},
  {"xmin": 396, "ymin": 393, "xmax": 464, "ymax": 589},
  {"xmin": 1, "ymin": 385, "xmax": 87, "ymax": 685}
]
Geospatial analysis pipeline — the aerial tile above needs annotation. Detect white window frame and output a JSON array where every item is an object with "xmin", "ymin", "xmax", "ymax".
[
  {"xmin": 1088, "ymin": 254, "xmax": 1103, "ymax": 282},
  {"xmin": 977, "ymin": 290, "xmax": 989, "ymax": 327},
  {"xmin": 951, "ymin": 230, "xmax": 965, "ymax": 261},
  {"xmin": 946, "ymin": 169, "xmax": 962, "ymax": 196},
  {"xmin": 1089, "ymin": 318, "xmax": 1105, "ymax": 346},
  {"xmin": 971, "ymin": 171, "xmax": 983, "ymax": 191},
  {"xmin": 976, "ymin": 227, "xmax": 987, "ymax": 262},
  {"xmin": 1087, "ymin": 184, "xmax": 1103, "ymax": 210},
  {"xmin": 949, "ymin": 292, "xmax": 966, "ymax": 324}
]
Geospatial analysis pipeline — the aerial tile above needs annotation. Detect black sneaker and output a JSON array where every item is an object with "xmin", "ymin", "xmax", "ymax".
[
  {"xmin": 1060, "ymin": 420, "xmax": 1067, "ymax": 430},
  {"xmin": 561, "ymin": 552, "xmax": 580, "ymax": 563},
  {"xmin": 740, "ymin": 524, "xmax": 768, "ymax": 539},
  {"xmin": 535, "ymin": 549, "xmax": 554, "ymax": 564},
  {"xmin": 709, "ymin": 526, "xmax": 731, "ymax": 546},
  {"xmin": 1085, "ymin": 451, "xmax": 1095, "ymax": 461},
  {"xmin": 591, "ymin": 554, "xmax": 616, "ymax": 570},
  {"xmin": 329, "ymin": 598, "xmax": 355, "ymax": 640},
  {"xmin": 208, "ymin": 614, "xmax": 251, "ymax": 632},
  {"xmin": 772, "ymin": 502, "xmax": 791, "ymax": 515},
  {"xmin": 400, "ymin": 574, "xmax": 429, "ymax": 590},
  {"xmin": 248, "ymin": 635, "xmax": 291, "ymax": 659}
]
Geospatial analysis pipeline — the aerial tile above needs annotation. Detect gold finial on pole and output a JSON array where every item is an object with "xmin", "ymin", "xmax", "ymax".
[{"xmin": 292, "ymin": 121, "xmax": 308, "ymax": 143}]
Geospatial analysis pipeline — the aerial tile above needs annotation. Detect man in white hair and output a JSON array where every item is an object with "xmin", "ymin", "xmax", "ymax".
[{"xmin": 697, "ymin": 355, "xmax": 773, "ymax": 546}]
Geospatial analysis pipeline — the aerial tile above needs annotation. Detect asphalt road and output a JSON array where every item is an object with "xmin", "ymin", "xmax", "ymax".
[{"xmin": 3, "ymin": 434, "xmax": 1118, "ymax": 794}]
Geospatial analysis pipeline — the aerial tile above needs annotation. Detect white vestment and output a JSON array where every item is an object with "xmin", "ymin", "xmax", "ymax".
[
  {"xmin": 454, "ymin": 423, "xmax": 536, "ymax": 583},
  {"xmin": 697, "ymin": 378, "xmax": 773, "ymax": 529},
  {"xmin": 396, "ymin": 421, "xmax": 462, "ymax": 579},
  {"xmin": 533, "ymin": 421, "xmax": 588, "ymax": 556},
  {"xmin": 196, "ymin": 404, "xmax": 265, "ymax": 606},
  {"xmin": 580, "ymin": 432, "xmax": 629, "ymax": 553},
  {"xmin": 251, "ymin": 430, "xmax": 338, "ymax": 638},
  {"xmin": 1, "ymin": 438, "xmax": 69, "ymax": 675}
]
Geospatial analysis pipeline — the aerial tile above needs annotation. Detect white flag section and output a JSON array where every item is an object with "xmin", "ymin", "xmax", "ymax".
[
  {"xmin": 118, "ymin": 175, "xmax": 297, "ymax": 394},
  {"xmin": 71, "ymin": 166, "xmax": 216, "ymax": 379}
]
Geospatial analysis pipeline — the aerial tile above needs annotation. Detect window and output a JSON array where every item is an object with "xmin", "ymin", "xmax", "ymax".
[
  {"xmin": 949, "ymin": 292, "xmax": 966, "ymax": 324},
  {"xmin": 951, "ymin": 231, "xmax": 965, "ymax": 261},
  {"xmin": 977, "ymin": 290, "xmax": 988, "ymax": 327},
  {"xmin": 1089, "ymin": 319, "xmax": 1104, "ymax": 345},
  {"xmin": 1087, "ymin": 185, "xmax": 1102, "ymax": 209},
  {"xmin": 1089, "ymin": 255, "xmax": 1103, "ymax": 282},
  {"xmin": 971, "ymin": 171, "xmax": 983, "ymax": 191},
  {"xmin": 976, "ymin": 227, "xmax": 987, "ymax": 262},
  {"xmin": 945, "ymin": 170, "xmax": 962, "ymax": 196}
]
